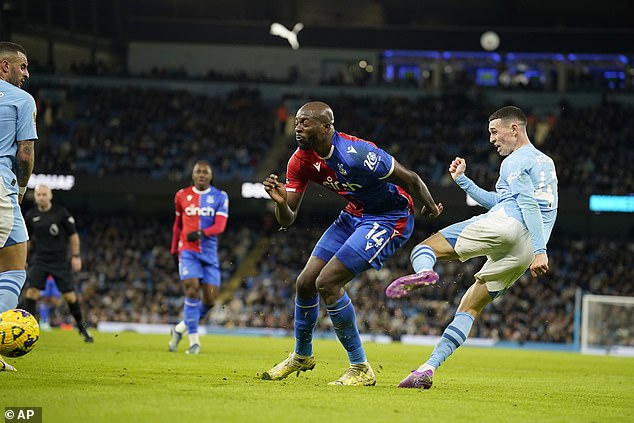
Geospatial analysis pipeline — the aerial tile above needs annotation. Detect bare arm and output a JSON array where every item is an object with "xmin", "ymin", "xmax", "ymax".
[
  {"xmin": 16, "ymin": 140, "xmax": 35, "ymax": 203},
  {"xmin": 387, "ymin": 160, "xmax": 443, "ymax": 218},
  {"xmin": 69, "ymin": 233, "xmax": 82, "ymax": 272},
  {"xmin": 262, "ymin": 173, "xmax": 305, "ymax": 228}
]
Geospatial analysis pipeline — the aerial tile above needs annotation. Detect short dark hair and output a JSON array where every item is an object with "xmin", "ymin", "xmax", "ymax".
[
  {"xmin": 488, "ymin": 106, "xmax": 527, "ymax": 125},
  {"xmin": 0, "ymin": 42, "xmax": 27, "ymax": 58},
  {"xmin": 194, "ymin": 160, "xmax": 211, "ymax": 169}
]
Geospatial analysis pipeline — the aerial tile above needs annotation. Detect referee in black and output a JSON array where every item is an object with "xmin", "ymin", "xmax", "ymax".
[{"xmin": 20, "ymin": 184, "xmax": 93, "ymax": 343}]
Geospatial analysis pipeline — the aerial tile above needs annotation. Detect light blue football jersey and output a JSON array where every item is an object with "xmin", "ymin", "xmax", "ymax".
[
  {"xmin": 0, "ymin": 79, "xmax": 38, "ymax": 193},
  {"xmin": 455, "ymin": 143, "xmax": 558, "ymax": 254}
]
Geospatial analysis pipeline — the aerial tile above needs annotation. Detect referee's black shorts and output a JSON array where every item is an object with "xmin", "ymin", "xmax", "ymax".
[{"xmin": 26, "ymin": 263, "xmax": 75, "ymax": 293}]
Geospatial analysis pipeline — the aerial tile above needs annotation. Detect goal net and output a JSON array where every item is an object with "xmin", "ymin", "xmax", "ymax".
[{"xmin": 581, "ymin": 294, "xmax": 634, "ymax": 356}]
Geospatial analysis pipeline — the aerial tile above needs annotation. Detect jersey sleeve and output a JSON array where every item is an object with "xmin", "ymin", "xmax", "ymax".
[
  {"xmin": 171, "ymin": 190, "xmax": 184, "ymax": 254},
  {"xmin": 454, "ymin": 174, "xmax": 499, "ymax": 210},
  {"xmin": 284, "ymin": 153, "xmax": 309, "ymax": 193},
  {"xmin": 364, "ymin": 143, "xmax": 395, "ymax": 180},
  {"xmin": 216, "ymin": 190, "xmax": 229, "ymax": 218},
  {"xmin": 507, "ymin": 161, "xmax": 547, "ymax": 254},
  {"xmin": 174, "ymin": 190, "xmax": 183, "ymax": 216},
  {"xmin": 60, "ymin": 208, "xmax": 78, "ymax": 235},
  {"xmin": 17, "ymin": 93, "xmax": 38, "ymax": 142}
]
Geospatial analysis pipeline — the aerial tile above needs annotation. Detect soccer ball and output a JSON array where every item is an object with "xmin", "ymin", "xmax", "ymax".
[{"xmin": 0, "ymin": 309, "xmax": 40, "ymax": 357}]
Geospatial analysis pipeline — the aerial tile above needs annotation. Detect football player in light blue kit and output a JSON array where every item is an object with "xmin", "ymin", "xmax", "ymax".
[
  {"xmin": 0, "ymin": 42, "xmax": 37, "ymax": 372},
  {"xmin": 261, "ymin": 101, "xmax": 443, "ymax": 386},
  {"xmin": 387, "ymin": 106, "xmax": 558, "ymax": 389}
]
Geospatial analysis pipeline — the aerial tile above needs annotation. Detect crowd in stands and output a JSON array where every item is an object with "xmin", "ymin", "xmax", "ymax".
[
  {"xmin": 37, "ymin": 213, "xmax": 632, "ymax": 346},
  {"xmin": 31, "ymin": 80, "xmax": 633, "ymax": 195},
  {"xmin": 20, "ymin": 80, "xmax": 633, "ymax": 347},
  {"xmin": 35, "ymin": 85, "xmax": 274, "ymax": 182},
  {"xmin": 211, "ymin": 219, "xmax": 633, "ymax": 344}
]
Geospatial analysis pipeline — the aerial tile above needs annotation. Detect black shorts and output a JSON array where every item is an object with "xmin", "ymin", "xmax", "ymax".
[{"xmin": 26, "ymin": 263, "xmax": 75, "ymax": 294}]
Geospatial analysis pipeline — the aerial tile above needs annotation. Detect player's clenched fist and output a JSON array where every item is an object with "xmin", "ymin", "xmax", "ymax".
[{"xmin": 449, "ymin": 157, "xmax": 466, "ymax": 180}]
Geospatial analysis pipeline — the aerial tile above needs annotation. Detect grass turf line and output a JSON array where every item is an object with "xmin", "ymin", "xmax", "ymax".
[{"xmin": 3, "ymin": 330, "xmax": 634, "ymax": 423}]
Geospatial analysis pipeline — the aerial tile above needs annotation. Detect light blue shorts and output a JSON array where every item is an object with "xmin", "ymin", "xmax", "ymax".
[
  {"xmin": 0, "ymin": 176, "xmax": 28, "ymax": 247},
  {"xmin": 440, "ymin": 209, "xmax": 534, "ymax": 293}
]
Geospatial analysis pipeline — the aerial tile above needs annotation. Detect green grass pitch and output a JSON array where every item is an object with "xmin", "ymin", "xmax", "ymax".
[{"xmin": 3, "ymin": 330, "xmax": 634, "ymax": 423}]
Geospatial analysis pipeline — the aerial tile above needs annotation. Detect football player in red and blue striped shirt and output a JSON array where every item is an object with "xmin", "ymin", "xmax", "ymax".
[
  {"xmin": 260, "ymin": 101, "xmax": 443, "ymax": 385},
  {"xmin": 168, "ymin": 160, "xmax": 229, "ymax": 354}
]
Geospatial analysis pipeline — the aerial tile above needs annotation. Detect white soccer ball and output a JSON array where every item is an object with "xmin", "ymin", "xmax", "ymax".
[{"xmin": 480, "ymin": 31, "xmax": 500, "ymax": 51}]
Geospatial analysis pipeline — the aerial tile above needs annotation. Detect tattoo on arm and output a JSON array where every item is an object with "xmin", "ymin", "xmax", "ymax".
[{"xmin": 15, "ymin": 140, "xmax": 35, "ymax": 187}]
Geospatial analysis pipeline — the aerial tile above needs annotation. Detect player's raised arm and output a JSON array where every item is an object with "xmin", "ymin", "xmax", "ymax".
[
  {"xmin": 263, "ymin": 173, "xmax": 304, "ymax": 228},
  {"xmin": 388, "ymin": 160, "xmax": 443, "ymax": 218},
  {"xmin": 450, "ymin": 156, "xmax": 499, "ymax": 210}
]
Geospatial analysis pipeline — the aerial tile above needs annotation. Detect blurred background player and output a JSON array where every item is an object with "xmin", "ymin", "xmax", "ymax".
[
  {"xmin": 0, "ymin": 41, "xmax": 37, "ymax": 372},
  {"xmin": 387, "ymin": 106, "xmax": 558, "ymax": 389},
  {"xmin": 37, "ymin": 274, "xmax": 62, "ymax": 331},
  {"xmin": 20, "ymin": 184, "xmax": 94, "ymax": 343},
  {"xmin": 168, "ymin": 160, "xmax": 229, "ymax": 354},
  {"xmin": 260, "ymin": 101, "xmax": 442, "ymax": 386}
]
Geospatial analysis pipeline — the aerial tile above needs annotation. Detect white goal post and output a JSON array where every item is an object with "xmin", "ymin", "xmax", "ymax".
[{"xmin": 581, "ymin": 294, "xmax": 634, "ymax": 357}]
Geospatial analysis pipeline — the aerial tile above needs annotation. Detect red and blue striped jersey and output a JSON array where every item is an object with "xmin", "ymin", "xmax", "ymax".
[
  {"xmin": 285, "ymin": 131, "xmax": 413, "ymax": 216},
  {"xmin": 174, "ymin": 185, "xmax": 229, "ymax": 258}
]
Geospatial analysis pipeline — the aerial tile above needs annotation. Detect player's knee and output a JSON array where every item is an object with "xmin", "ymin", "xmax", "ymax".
[
  {"xmin": 62, "ymin": 292, "xmax": 77, "ymax": 303},
  {"xmin": 25, "ymin": 287, "xmax": 40, "ymax": 300},
  {"xmin": 314, "ymin": 274, "xmax": 338, "ymax": 298},
  {"xmin": 295, "ymin": 272, "xmax": 317, "ymax": 296}
]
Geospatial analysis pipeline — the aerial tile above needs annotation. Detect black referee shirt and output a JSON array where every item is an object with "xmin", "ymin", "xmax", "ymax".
[{"xmin": 24, "ymin": 204, "xmax": 78, "ymax": 264}]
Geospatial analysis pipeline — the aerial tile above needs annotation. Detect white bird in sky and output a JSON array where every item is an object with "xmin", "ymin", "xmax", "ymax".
[{"xmin": 270, "ymin": 22, "xmax": 304, "ymax": 50}]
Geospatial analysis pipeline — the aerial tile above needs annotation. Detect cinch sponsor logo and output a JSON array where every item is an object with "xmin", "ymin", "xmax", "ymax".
[{"xmin": 185, "ymin": 205, "xmax": 216, "ymax": 216}]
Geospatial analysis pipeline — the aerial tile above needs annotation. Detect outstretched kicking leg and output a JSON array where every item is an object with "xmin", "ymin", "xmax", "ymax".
[{"xmin": 398, "ymin": 280, "xmax": 492, "ymax": 389}]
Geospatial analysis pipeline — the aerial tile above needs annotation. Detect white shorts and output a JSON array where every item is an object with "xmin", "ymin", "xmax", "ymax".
[
  {"xmin": 0, "ymin": 176, "xmax": 28, "ymax": 247},
  {"xmin": 440, "ymin": 209, "xmax": 534, "ymax": 293}
]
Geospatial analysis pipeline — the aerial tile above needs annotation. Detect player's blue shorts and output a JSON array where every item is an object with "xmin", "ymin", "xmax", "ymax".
[
  {"xmin": 0, "ymin": 176, "xmax": 28, "ymax": 247},
  {"xmin": 42, "ymin": 275, "xmax": 62, "ymax": 297},
  {"xmin": 178, "ymin": 249, "xmax": 221, "ymax": 286},
  {"xmin": 312, "ymin": 210, "xmax": 415, "ymax": 275}
]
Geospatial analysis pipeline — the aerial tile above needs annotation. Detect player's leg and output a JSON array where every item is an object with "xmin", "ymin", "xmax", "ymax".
[
  {"xmin": 0, "ymin": 197, "xmax": 29, "ymax": 371},
  {"xmin": 52, "ymin": 268, "xmax": 93, "ymax": 343},
  {"xmin": 398, "ymin": 214, "xmax": 533, "ymax": 389},
  {"xmin": 261, "ymin": 255, "xmax": 324, "ymax": 380},
  {"xmin": 38, "ymin": 275, "xmax": 61, "ymax": 331},
  {"xmin": 323, "ymin": 213, "xmax": 414, "ymax": 386},
  {"xmin": 386, "ymin": 217, "xmax": 471, "ymax": 298},
  {"xmin": 170, "ymin": 264, "xmax": 219, "ymax": 352},
  {"xmin": 170, "ymin": 250, "xmax": 205, "ymax": 353},
  {"xmin": 18, "ymin": 263, "xmax": 48, "ymax": 317},
  {"xmin": 398, "ymin": 280, "xmax": 491, "ymax": 389},
  {"xmin": 0, "ymin": 243, "xmax": 27, "ymax": 312},
  {"xmin": 61, "ymin": 290, "xmax": 93, "ymax": 343},
  {"xmin": 262, "ymin": 214, "xmax": 354, "ymax": 381},
  {"xmin": 182, "ymin": 277, "xmax": 202, "ymax": 354},
  {"xmin": 316, "ymin": 257, "xmax": 377, "ymax": 386}
]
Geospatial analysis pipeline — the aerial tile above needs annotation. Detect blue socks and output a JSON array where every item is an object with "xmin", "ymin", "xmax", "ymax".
[
  {"xmin": 184, "ymin": 298, "xmax": 201, "ymax": 334},
  {"xmin": 294, "ymin": 295, "xmax": 319, "ymax": 356},
  {"xmin": 427, "ymin": 311, "xmax": 475, "ymax": 369},
  {"xmin": 327, "ymin": 292, "xmax": 366, "ymax": 364},
  {"xmin": 39, "ymin": 302, "xmax": 51, "ymax": 324},
  {"xmin": 411, "ymin": 244, "xmax": 436, "ymax": 273},
  {"xmin": 0, "ymin": 270, "xmax": 26, "ymax": 312},
  {"xmin": 198, "ymin": 302, "xmax": 213, "ymax": 319}
]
